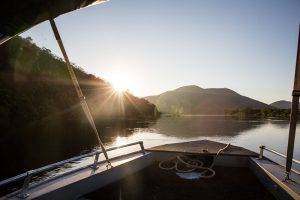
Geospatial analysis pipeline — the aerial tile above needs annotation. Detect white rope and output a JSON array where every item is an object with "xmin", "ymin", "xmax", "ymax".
[{"xmin": 159, "ymin": 143, "xmax": 230, "ymax": 179}]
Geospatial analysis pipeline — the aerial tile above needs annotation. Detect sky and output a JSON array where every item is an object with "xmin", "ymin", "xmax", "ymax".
[{"xmin": 21, "ymin": 0, "xmax": 300, "ymax": 104}]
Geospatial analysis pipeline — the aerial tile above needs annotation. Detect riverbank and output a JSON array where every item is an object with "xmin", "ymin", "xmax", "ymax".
[{"xmin": 224, "ymin": 108, "xmax": 299, "ymax": 120}]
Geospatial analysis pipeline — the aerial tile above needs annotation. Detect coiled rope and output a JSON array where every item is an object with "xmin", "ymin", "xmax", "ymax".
[{"xmin": 159, "ymin": 143, "xmax": 230, "ymax": 179}]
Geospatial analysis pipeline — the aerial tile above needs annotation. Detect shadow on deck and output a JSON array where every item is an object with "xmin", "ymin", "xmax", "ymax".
[{"xmin": 83, "ymin": 162, "xmax": 275, "ymax": 200}]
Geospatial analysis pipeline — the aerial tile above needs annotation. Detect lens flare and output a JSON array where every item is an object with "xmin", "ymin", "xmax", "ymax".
[{"xmin": 108, "ymin": 72, "xmax": 130, "ymax": 93}]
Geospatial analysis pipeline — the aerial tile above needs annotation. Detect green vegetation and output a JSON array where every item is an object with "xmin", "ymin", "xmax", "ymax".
[
  {"xmin": 225, "ymin": 108, "xmax": 300, "ymax": 120},
  {"xmin": 0, "ymin": 36, "xmax": 159, "ymax": 124}
]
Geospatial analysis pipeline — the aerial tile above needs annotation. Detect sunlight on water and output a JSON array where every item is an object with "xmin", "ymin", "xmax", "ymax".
[
  {"xmin": 115, "ymin": 136, "xmax": 128, "ymax": 146},
  {"xmin": 39, "ymin": 116, "xmax": 300, "ymax": 180},
  {"xmin": 104, "ymin": 117, "xmax": 300, "ymax": 171},
  {"xmin": 102, "ymin": 118, "xmax": 300, "ymax": 160}
]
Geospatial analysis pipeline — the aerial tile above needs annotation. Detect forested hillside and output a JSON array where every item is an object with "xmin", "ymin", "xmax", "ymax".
[
  {"xmin": 269, "ymin": 100, "xmax": 293, "ymax": 109},
  {"xmin": 0, "ymin": 36, "xmax": 158, "ymax": 124}
]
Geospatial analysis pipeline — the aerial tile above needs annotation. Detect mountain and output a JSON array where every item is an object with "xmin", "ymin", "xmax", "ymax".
[
  {"xmin": 145, "ymin": 85, "xmax": 272, "ymax": 114},
  {"xmin": 0, "ymin": 36, "xmax": 158, "ymax": 123},
  {"xmin": 269, "ymin": 100, "xmax": 292, "ymax": 109}
]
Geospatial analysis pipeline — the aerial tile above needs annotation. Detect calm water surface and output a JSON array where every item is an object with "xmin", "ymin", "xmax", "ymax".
[
  {"xmin": 1, "ymin": 115, "xmax": 299, "ymax": 181},
  {"xmin": 109, "ymin": 116, "xmax": 300, "ymax": 162}
]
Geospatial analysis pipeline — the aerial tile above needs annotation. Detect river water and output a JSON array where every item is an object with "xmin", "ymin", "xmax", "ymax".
[
  {"xmin": 108, "ymin": 116, "xmax": 300, "ymax": 166},
  {"xmin": 0, "ymin": 115, "xmax": 299, "ymax": 181},
  {"xmin": 87, "ymin": 115, "xmax": 300, "ymax": 175}
]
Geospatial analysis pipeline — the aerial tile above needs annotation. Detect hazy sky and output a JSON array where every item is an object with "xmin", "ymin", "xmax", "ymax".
[{"xmin": 21, "ymin": 0, "xmax": 300, "ymax": 104}]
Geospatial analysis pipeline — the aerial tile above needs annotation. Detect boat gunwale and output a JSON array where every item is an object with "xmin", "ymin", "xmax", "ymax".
[
  {"xmin": 147, "ymin": 139, "xmax": 259, "ymax": 158},
  {"xmin": 147, "ymin": 149, "xmax": 258, "ymax": 157},
  {"xmin": 0, "ymin": 141, "xmax": 145, "ymax": 198}
]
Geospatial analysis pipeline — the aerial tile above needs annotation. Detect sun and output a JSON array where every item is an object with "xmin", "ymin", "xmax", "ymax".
[
  {"xmin": 112, "ymin": 80, "xmax": 128, "ymax": 93},
  {"xmin": 108, "ymin": 72, "xmax": 130, "ymax": 93}
]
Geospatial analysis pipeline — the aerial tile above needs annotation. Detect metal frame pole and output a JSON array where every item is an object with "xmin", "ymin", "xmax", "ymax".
[
  {"xmin": 286, "ymin": 26, "xmax": 300, "ymax": 176},
  {"xmin": 49, "ymin": 19, "xmax": 111, "ymax": 165}
]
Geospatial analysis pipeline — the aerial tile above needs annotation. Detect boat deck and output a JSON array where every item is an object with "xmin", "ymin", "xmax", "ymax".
[
  {"xmin": 83, "ymin": 162, "xmax": 275, "ymax": 200},
  {"xmin": 148, "ymin": 140, "xmax": 258, "ymax": 157},
  {"xmin": 252, "ymin": 158, "xmax": 300, "ymax": 200},
  {"xmin": 3, "ymin": 140, "xmax": 299, "ymax": 200}
]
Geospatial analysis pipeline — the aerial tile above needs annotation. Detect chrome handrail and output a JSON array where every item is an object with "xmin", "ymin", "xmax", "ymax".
[
  {"xmin": 0, "ymin": 141, "xmax": 145, "ymax": 188},
  {"xmin": 259, "ymin": 145, "xmax": 300, "ymax": 165}
]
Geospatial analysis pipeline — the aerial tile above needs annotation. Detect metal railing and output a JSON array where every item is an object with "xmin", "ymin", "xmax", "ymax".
[
  {"xmin": 0, "ymin": 141, "xmax": 145, "ymax": 198},
  {"xmin": 259, "ymin": 145, "xmax": 300, "ymax": 166}
]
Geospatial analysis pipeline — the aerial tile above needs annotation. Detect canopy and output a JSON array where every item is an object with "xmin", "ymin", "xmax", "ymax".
[{"xmin": 0, "ymin": 0, "xmax": 106, "ymax": 44}]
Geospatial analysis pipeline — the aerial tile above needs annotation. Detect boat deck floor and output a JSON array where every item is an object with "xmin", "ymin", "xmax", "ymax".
[
  {"xmin": 148, "ymin": 140, "xmax": 258, "ymax": 157},
  {"xmin": 83, "ymin": 162, "xmax": 275, "ymax": 200}
]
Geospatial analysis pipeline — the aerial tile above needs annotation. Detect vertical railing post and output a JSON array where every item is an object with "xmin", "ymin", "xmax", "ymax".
[
  {"xmin": 92, "ymin": 152, "xmax": 101, "ymax": 169},
  {"xmin": 140, "ymin": 142, "xmax": 145, "ymax": 154},
  {"xmin": 17, "ymin": 171, "xmax": 33, "ymax": 199},
  {"xmin": 259, "ymin": 145, "xmax": 265, "ymax": 159}
]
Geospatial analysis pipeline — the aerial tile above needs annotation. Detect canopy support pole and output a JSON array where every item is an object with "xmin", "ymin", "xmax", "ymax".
[
  {"xmin": 285, "ymin": 26, "xmax": 300, "ymax": 178},
  {"xmin": 49, "ymin": 18, "xmax": 111, "ymax": 166}
]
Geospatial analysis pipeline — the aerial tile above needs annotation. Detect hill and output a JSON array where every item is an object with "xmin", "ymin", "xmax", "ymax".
[
  {"xmin": 0, "ymin": 36, "xmax": 161, "ymax": 180},
  {"xmin": 0, "ymin": 36, "xmax": 159, "ymax": 123},
  {"xmin": 269, "ymin": 100, "xmax": 291, "ymax": 109},
  {"xmin": 144, "ymin": 85, "xmax": 272, "ymax": 114}
]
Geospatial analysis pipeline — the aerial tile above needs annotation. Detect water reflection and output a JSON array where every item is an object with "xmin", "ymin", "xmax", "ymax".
[
  {"xmin": 149, "ymin": 116, "xmax": 264, "ymax": 138},
  {"xmin": 0, "ymin": 115, "xmax": 299, "ymax": 181},
  {"xmin": 266, "ymin": 120, "xmax": 290, "ymax": 129},
  {"xmin": 108, "ymin": 116, "xmax": 299, "ymax": 170},
  {"xmin": 0, "ymin": 119, "xmax": 132, "ymax": 179}
]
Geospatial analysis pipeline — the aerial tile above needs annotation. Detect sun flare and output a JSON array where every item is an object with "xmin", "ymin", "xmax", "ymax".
[
  {"xmin": 108, "ymin": 71, "xmax": 131, "ymax": 93},
  {"xmin": 112, "ymin": 81, "xmax": 128, "ymax": 93}
]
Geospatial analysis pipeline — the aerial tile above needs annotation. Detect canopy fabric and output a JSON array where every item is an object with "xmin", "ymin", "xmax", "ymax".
[{"xmin": 0, "ymin": 0, "xmax": 105, "ymax": 44}]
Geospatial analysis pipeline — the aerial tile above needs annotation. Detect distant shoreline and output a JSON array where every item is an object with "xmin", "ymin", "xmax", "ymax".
[
  {"xmin": 159, "ymin": 109, "xmax": 300, "ymax": 121},
  {"xmin": 161, "ymin": 113, "xmax": 226, "ymax": 117}
]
